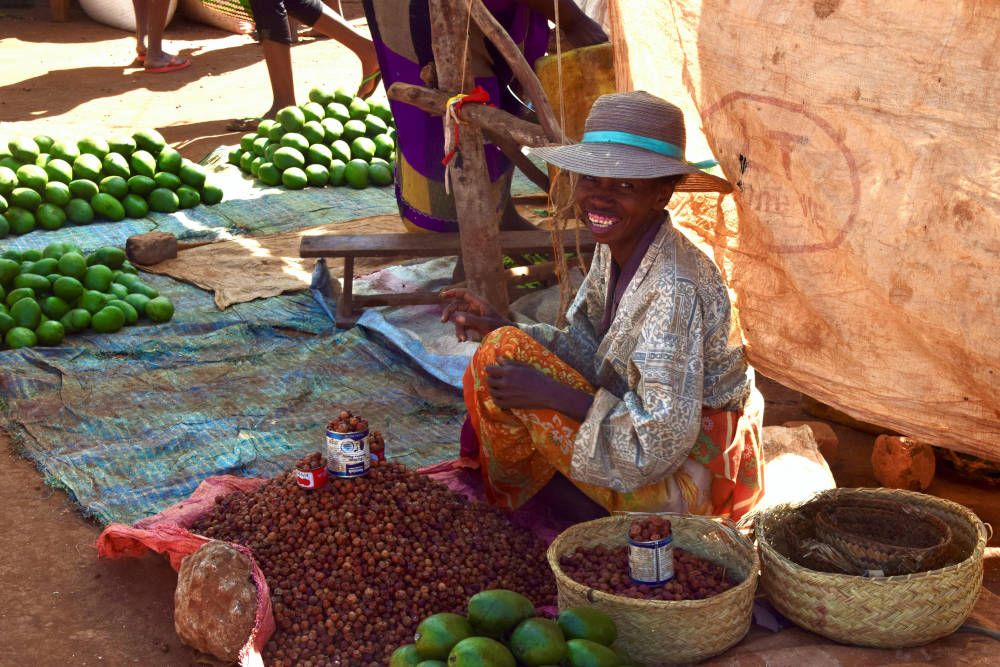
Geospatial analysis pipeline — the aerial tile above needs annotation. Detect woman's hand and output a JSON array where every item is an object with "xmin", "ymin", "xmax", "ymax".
[
  {"xmin": 486, "ymin": 360, "xmax": 594, "ymax": 420},
  {"xmin": 440, "ymin": 288, "xmax": 512, "ymax": 342}
]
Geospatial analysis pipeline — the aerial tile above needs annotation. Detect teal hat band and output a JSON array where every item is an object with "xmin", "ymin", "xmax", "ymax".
[{"xmin": 581, "ymin": 130, "xmax": 717, "ymax": 170}]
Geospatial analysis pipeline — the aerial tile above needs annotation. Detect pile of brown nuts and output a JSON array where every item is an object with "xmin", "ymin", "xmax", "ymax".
[
  {"xmin": 559, "ymin": 544, "xmax": 736, "ymax": 602},
  {"xmin": 628, "ymin": 515, "xmax": 671, "ymax": 542},
  {"xmin": 327, "ymin": 409, "xmax": 368, "ymax": 434},
  {"xmin": 368, "ymin": 431, "xmax": 385, "ymax": 457},
  {"xmin": 191, "ymin": 461, "xmax": 556, "ymax": 666}
]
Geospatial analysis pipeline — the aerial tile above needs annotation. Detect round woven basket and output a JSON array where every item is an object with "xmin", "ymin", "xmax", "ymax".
[
  {"xmin": 756, "ymin": 487, "xmax": 987, "ymax": 648},
  {"xmin": 813, "ymin": 497, "xmax": 952, "ymax": 575},
  {"xmin": 547, "ymin": 514, "xmax": 758, "ymax": 665}
]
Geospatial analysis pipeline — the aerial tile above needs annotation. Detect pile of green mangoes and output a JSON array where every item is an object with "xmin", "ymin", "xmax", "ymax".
[
  {"xmin": 0, "ymin": 129, "xmax": 224, "ymax": 238},
  {"xmin": 229, "ymin": 87, "xmax": 396, "ymax": 191},
  {"xmin": 390, "ymin": 589, "xmax": 632, "ymax": 667},
  {"xmin": 0, "ymin": 243, "xmax": 174, "ymax": 350}
]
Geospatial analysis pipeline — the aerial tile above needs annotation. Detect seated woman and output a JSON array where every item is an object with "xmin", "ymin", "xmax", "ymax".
[{"xmin": 442, "ymin": 91, "xmax": 765, "ymax": 520}]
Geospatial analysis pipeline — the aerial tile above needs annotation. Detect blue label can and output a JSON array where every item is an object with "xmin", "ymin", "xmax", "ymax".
[
  {"xmin": 627, "ymin": 534, "xmax": 674, "ymax": 585},
  {"xmin": 325, "ymin": 428, "xmax": 371, "ymax": 477}
]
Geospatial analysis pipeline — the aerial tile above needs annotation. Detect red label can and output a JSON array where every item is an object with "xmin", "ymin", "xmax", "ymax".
[{"xmin": 295, "ymin": 464, "xmax": 329, "ymax": 489}]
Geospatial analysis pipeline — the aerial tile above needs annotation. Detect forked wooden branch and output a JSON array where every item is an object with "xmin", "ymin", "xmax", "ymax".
[
  {"xmin": 387, "ymin": 83, "xmax": 549, "ymax": 148},
  {"xmin": 468, "ymin": 0, "xmax": 563, "ymax": 142}
]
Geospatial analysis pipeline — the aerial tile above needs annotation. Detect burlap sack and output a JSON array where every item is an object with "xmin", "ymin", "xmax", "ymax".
[{"xmin": 608, "ymin": 0, "xmax": 999, "ymax": 457}]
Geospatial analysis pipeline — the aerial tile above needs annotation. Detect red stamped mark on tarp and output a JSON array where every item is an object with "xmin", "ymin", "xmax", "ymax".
[{"xmin": 704, "ymin": 92, "xmax": 860, "ymax": 254}]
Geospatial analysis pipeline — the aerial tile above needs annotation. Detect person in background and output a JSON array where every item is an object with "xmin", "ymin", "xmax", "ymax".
[
  {"xmin": 228, "ymin": 0, "xmax": 380, "ymax": 130},
  {"xmin": 442, "ymin": 91, "xmax": 765, "ymax": 521},
  {"xmin": 132, "ymin": 0, "xmax": 191, "ymax": 73},
  {"xmin": 361, "ymin": 0, "xmax": 606, "ymax": 235}
]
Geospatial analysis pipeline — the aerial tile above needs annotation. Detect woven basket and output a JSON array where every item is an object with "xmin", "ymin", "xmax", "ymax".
[
  {"xmin": 547, "ymin": 514, "xmax": 758, "ymax": 665},
  {"xmin": 756, "ymin": 488, "xmax": 987, "ymax": 648},
  {"xmin": 813, "ymin": 497, "xmax": 952, "ymax": 575},
  {"xmin": 198, "ymin": 0, "xmax": 253, "ymax": 24},
  {"xmin": 179, "ymin": 0, "xmax": 253, "ymax": 34}
]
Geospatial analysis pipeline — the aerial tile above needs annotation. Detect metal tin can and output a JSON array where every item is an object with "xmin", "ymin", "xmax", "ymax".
[
  {"xmin": 325, "ymin": 428, "xmax": 371, "ymax": 477},
  {"xmin": 295, "ymin": 461, "xmax": 329, "ymax": 489},
  {"xmin": 627, "ymin": 534, "xmax": 674, "ymax": 585}
]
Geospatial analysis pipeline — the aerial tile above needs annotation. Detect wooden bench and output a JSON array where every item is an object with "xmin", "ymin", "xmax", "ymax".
[{"xmin": 299, "ymin": 229, "xmax": 595, "ymax": 327}]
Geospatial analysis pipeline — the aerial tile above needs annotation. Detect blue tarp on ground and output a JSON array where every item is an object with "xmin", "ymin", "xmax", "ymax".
[
  {"xmin": 0, "ymin": 150, "xmax": 547, "ymax": 526},
  {"xmin": 0, "ymin": 272, "xmax": 466, "ymax": 525}
]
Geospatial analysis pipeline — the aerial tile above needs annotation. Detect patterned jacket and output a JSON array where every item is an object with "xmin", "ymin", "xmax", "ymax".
[{"xmin": 521, "ymin": 221, "xmax": 752, "ymax": 492}]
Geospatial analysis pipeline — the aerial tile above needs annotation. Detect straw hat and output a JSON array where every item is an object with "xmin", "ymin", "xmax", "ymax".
[{"xmin": 529, "ymin": 91, "xmax": 732, "ymax": 193}]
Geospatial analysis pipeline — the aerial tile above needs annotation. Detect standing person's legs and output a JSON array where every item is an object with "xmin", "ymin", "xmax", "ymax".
[
  {"xmin": 247, "ymin": 0, "xmax": 299, "ymax": 115},
  {"xmin": 307, "ymin": 6, "xmax": 379, "ymax": 97},
  {"xmin": 131, "ymin": 0, "xmax": 149, "ymax": 60},
  {"xmin": 141, "ymin": 0, "xmax": 191, "ymax": 71},
  {"xmin": 249, "ymin": 0, "xmax": 376, "ymax": 119},
  {"xmin": 259, "ymin": 40, "xmax": 296, "ymax": 115}
]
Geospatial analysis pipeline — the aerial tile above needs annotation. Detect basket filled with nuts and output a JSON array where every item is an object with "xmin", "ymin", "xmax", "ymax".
[{"xmin": 547, "ymin": 513, "xmax": 758, "ymax": 665}]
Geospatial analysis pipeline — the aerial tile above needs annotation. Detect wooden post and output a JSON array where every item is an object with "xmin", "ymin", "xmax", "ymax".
[{"xmin": 429, "ymin": 0, "xmax": 509, "ymax": 313}]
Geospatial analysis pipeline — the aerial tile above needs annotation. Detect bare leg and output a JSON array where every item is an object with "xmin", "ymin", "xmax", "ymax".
[
  {"xmin": 143, "ymin": 0, "xmax": 181, "ymax": 67},
  {"xmin": 132, "ymin": 0, "xmax": 149, "ymax": 57},
  {"xmin": 260, "ymin": 39, "xmax": 296, "ymax": 115}
]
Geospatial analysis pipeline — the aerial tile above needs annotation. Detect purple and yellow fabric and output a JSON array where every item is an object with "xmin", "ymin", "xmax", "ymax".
[{"xmin": 361, "ymin": 0, "xmax": 550, "ymax": 232}]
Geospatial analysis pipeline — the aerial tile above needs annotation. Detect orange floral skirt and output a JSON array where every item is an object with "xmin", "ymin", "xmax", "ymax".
[{"xmin": 463, "ymin": 327, "xmax": 765, "ymax": 520}]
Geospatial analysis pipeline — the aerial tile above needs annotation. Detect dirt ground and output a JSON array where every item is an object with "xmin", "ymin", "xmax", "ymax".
[{"xmin": 1, "ymin": 3, "xmax": 998, "ymax": 666}]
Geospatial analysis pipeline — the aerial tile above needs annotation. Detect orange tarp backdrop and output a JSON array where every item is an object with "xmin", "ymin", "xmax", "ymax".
[{"xmin": 607, "ymin": 0, "xmax": 999, "ymax": 457}]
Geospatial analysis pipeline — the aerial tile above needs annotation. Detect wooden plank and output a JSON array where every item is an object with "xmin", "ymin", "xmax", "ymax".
[
  {"xmin": 429, "ymin": 0, "xmax": 509, "ymax": 313},
  {"xmin": 299, "ymin": 230, "xmax": 594, "ymax": 258}
]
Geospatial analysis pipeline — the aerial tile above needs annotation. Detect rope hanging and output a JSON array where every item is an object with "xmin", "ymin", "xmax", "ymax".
[{"xmin": 547, "ymin": 0, "xmax": 585, "ymax": 327}]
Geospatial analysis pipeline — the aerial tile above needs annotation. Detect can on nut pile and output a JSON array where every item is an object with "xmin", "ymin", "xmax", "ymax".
[
  {"xmin": 325, "ymin": 409, "xmax": 371, "ymax": 478},
  {"xmin": 295, "ymin": 452, "xmax": 328, "ymax": 489},
  {"xmin": 627, "ymin": 515, "xmax": 674, "ymax": 585}
]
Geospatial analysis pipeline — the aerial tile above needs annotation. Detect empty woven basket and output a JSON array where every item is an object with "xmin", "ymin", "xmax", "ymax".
[
  {"xmin": 756, "ymin": 488, "xmax": 987, "ymax": 648},
  {"xmin": 813, "ymin": 496, "xmax": 952, "ymax": 575}
]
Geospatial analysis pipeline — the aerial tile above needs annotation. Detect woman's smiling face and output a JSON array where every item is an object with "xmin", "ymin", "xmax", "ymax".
[{"xmin": 574, "ymin": 175, "xmax": 677, "ymax": 260}]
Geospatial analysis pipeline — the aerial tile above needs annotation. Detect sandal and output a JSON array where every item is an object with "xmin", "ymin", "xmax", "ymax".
[
  {"xmin": 132, "ymin": 47, "xmax": 146, "ymax": 66},
  {"xmin": 356, "ymin": 69, "xmax": 382, "ymax": 100},
  {"xmin": 143, "ymin": 54, "xmax": 192, "ymax": 74}
]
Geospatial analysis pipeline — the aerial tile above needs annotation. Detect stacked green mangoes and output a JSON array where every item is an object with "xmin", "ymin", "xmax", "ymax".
[
  {"xmin": 0, "ymin": 129, "xmax": 224, "ymax": 238},
  {"xmin": 390, "ymin": 589, "xmax": 631, "ymax": 667},
  {"xmin": 229, "ymin": 86, "xmax": 396, "ymax": 191},
  {"xmin": 0, "ymin": 242, "xmax": 174, "ymax": 350}
]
